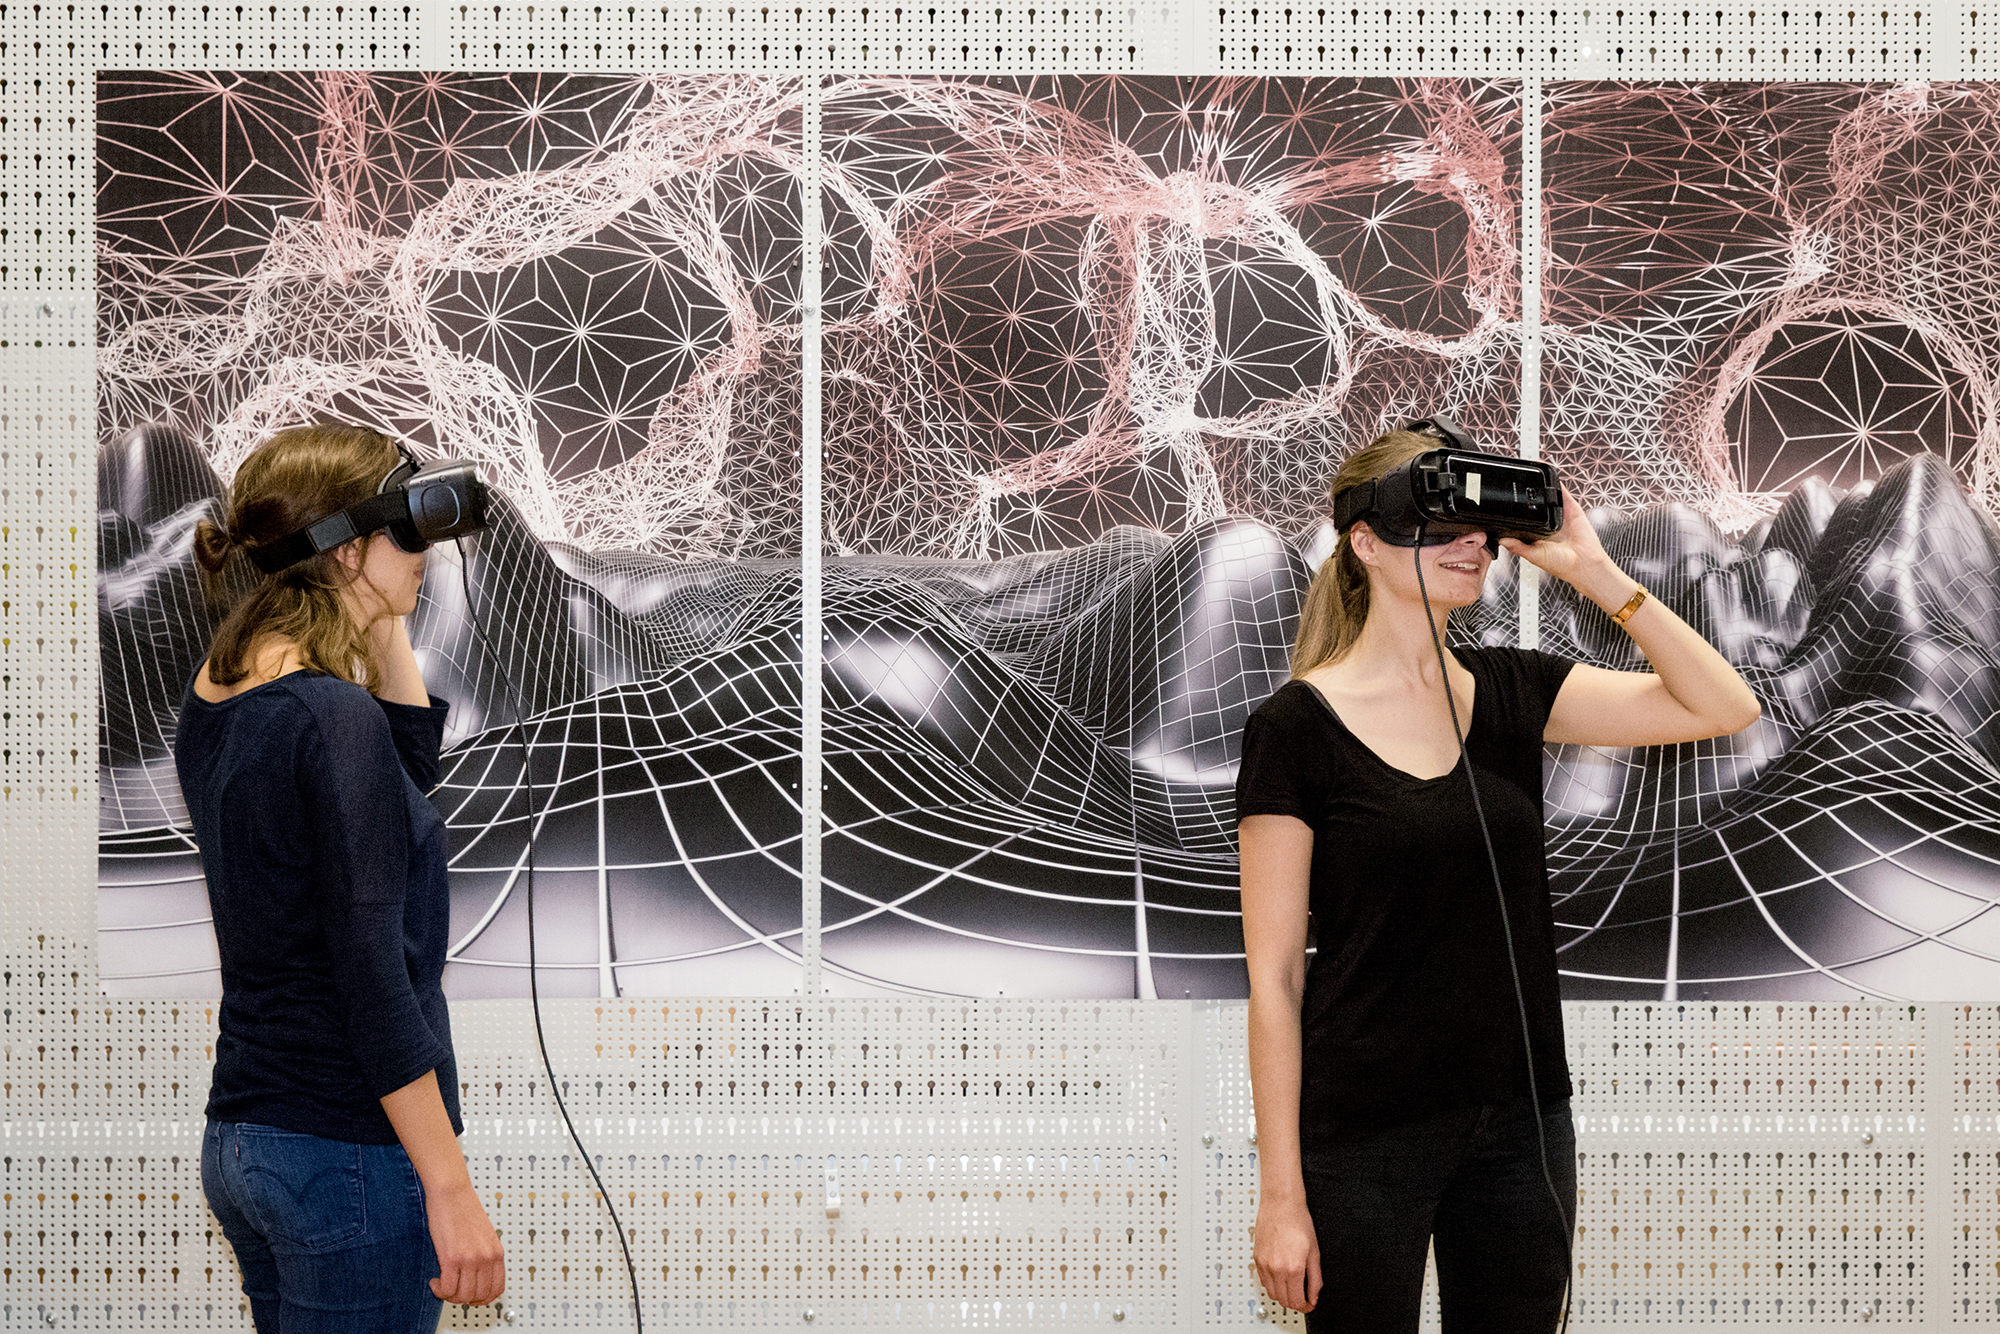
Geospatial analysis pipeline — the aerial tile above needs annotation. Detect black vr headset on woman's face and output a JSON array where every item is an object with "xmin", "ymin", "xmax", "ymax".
[
  {"xmin": 251, "ymin": 443, "xmax": 491, "ymax": 575},
  {"xmin": 1332, "ymin": 416, "xmax": 1564, "ymax": 557}
]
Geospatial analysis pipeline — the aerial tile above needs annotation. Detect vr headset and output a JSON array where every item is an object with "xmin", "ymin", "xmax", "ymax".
[
  {"xmin": 251, "ymin": 444, "xmax": 491, "ymax": 575},
  {"xmin": 1332, "ymin": 416, "xmax": 1563, "ymax": 556}
]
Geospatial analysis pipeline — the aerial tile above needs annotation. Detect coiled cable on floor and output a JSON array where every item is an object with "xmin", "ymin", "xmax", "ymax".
[{"xmin": 456, "ymin": 538, "xmax": 644, "ymax": 1332}]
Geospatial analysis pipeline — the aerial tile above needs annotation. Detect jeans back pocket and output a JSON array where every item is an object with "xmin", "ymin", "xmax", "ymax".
[{"xmin": 233, "ymin": 1125, "xmax": 368, "ymax": 1254}]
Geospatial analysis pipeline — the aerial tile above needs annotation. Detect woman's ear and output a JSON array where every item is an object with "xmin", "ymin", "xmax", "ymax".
[
  {"xmin": 1348, "ymin": 521, "xmax": 1379, "ymax": 570},
  {"xmin": 330, "ymin": 534, "xmax": 367, "ymax": 580}
]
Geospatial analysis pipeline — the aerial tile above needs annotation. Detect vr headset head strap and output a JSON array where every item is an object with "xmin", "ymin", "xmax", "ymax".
[
  {"xmin": 1328, "ymin": 420, "xmax": 1488, "ymax": 540},
  {"xmin": 1406, "ymin": 413, "xmax": 1475, "ymax": 453},
  {"xmin": 249, "ymin": 441, "xmax": 426, "ymax": 575},
  {"xmin": 249, "ymin": 490, "xmax": 411, "ymax": 574},
  {"xmin": 1331, "ymin": 477, "xmax": 1376, "ymax": 533}
]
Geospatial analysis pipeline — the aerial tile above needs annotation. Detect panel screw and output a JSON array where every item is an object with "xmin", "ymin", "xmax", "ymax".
[
  {"xmin": 803, "ymin": 1310, "xmax": 816, "ymax": 1324},
  {"xmin": 1202, "ymin": 1133, "xmax": 1213, "ymax": 1147},
  {"xmin": 1861, "ymin": 1132, "xmax": 1874, "ymax": 1145},
  {"xmin": 1248, "ymin": 1132, "xmax": 1257, "ymax": 1146},
  {"xmin": 1113, "ymin": 1306, "xmax": 1126, "ymax": 1321}
]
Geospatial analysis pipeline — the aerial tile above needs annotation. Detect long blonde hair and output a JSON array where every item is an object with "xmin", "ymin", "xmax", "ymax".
[
  {"xmin": 1290, "ymin": 429, "xmax": 1444, "ymax": 677},
  {"xmin": 191, "ymin": 423, "xmax": 404, "ymax": 692}
]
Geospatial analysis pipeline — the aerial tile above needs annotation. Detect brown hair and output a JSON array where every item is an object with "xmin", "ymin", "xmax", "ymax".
[
  {"xmin": 1290, "ymin": 429, "xmax": 1446, "ymax": 677},
  {"xmin": 192, "ymin": 423, "xmax": 403, "ymax": 691}
]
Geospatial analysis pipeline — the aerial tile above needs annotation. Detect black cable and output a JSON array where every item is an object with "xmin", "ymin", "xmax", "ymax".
[
  {"xmin": 457, "ymin": 537, "xmax": 644, "ymax": 1333},
  {"xmin": 1411, "ymin": 529, "xmax": 1574, "ymax": 1334}
]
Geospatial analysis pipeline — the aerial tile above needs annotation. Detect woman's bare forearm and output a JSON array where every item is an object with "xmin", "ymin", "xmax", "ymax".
[
  {"xmin": 1247, "ymin": 980, "xmax": 1307, "ymax": 1205},
  {"xmin": 1570, "ymin": 554, "xmax": 1761, "ymax": 733},
  {"xmin": 380, "ymin": 1069, "xmax": 474, "ymax": 1193}
]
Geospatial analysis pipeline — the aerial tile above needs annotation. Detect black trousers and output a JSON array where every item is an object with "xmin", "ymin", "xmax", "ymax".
[{"xmin": 1301, "ymin": 1094, "xmax": 1576, "ymax": 1334}]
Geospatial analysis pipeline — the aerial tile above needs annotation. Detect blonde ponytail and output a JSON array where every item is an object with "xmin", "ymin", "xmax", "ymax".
[{"xmin": 1290, "ymin": 537, "xmax": 1371, "ymax": 677}]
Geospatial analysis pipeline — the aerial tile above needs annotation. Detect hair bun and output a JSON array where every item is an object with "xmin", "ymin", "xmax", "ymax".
[{"xmin": 191, "ymin": 518, "xmax": 237, "ymax": 574}]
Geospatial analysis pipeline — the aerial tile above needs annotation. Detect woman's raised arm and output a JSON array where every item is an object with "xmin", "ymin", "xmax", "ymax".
[{"xmin": 1501, "ymin": 493, "xmax": 1762, "ymax": 749}]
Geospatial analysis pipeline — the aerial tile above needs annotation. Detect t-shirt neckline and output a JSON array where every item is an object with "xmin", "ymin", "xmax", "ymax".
[
  {"xmin": 183, "ymin": 663, "xmax": 324, "ymax": 710},
  {"xmin": 1296, "ymin": 649, "xmax": 1482, "ymax": 786}
]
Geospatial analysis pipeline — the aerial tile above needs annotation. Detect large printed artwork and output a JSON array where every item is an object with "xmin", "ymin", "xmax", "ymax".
[
  {"xmin": 1535, "ymin": 83, "xmax": 2000, "ymax": 1000},
  {"xmin": 810, "ymin": 77, "xmax": 2000, "ymax": 1001},
  {"xmin": 813, "ymin": 77, "xmax": 1527, "ymax": 997},
  {"xmin": 97, "ymin": 76, "xmax": 2000, "ymax": 1002},
  {"xmin": 96, "ymin": 72, "xmax": 808, "ymax": 997}
]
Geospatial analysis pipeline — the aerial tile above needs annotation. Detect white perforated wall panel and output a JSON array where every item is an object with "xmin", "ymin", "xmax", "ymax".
[{"xmin": 11, "ymin": 2, "xmax": 2000, "ymax": 1330}]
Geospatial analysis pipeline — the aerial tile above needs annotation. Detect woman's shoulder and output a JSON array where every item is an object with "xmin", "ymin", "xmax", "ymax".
[
  {"xmin": 275, "ymin": 671, "xmax": 385, "ymax": 721},
  {"xmin": 1456, "ymin": 644, "xmax": 1579, "ymax": 718},
  {"xmin": 196, "ymin": 670, "xmax": 386, "ymax": 736},
  {"xmin": 266, "ymin": 677, "xmax": 410, "ymax": 783},
  {"xmin": 1456, "ymin": 643, "xmax": 1576, "ymax": 676},
  {"xmin": 176, "ymin": 671, "xmax": 370, "ymax": 773},
  {"xmin": 196, "ymin": 672, "xmax": 382, "ymax": 724},
  {"xmin": 184, "ymin": 664, "xmax": 317, "ymax": 713},
  {"xmin": 1247, "ymin": 678, "xmax": 1334, "ymax": 730}
]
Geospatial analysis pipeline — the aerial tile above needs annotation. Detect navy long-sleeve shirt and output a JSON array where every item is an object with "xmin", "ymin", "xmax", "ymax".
[{"xmin": 176, "ymin": 669, "xmax": 461, "ymax": 1144}]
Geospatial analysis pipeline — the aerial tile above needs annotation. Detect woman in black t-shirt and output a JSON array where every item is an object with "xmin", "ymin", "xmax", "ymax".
[{"xmin": 1237, "ymin": 429, "xmax": 1760, "ymax": 1333}]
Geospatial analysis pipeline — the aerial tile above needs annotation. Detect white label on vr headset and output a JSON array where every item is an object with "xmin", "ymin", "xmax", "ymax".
[{"xmin": 1464, "ymin": 471, "xmax": 1482, "ymax": 505}]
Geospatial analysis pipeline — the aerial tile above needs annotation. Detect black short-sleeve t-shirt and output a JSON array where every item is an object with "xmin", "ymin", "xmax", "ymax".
[{"xmin": 1235, "ymin": 646, "xmax": 1576, "ymax": 1146}]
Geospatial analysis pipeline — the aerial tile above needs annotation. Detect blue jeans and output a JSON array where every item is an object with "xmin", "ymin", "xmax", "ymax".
[
  {"xmin": 1301, "ymin": 1094, "xmax": 1576, "ymax": 1334},
  {"xmin": 202, "ymin": 1120, "xmax": 443, "ymax": 1334}
]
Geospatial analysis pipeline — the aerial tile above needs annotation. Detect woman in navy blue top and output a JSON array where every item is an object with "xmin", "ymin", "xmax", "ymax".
[
  {"xmin": 179, "ymin": 423, "xmax": 504, "ymax": 1332},
  {"xmin": 1237, "ymin": 428, "xmax": 1761, "ymax": 1333}
]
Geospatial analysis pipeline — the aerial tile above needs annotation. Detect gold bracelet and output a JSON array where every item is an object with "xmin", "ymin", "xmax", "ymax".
[{"xmin": 1609, "ymin": 586, "xmax": 1648, "ymax": 626}]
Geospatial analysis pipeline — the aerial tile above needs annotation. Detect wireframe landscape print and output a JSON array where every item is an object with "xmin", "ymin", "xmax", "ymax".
[
  {"xmin": 97, "ymin": 75, "xmax": 2000, "ymax": 1002},
  {"xmin": 812, "ymin": 76, "xmax": 1529, "ymax": 997},
  {"xmin": 810, "ymin": 76, "xmax": 2000, "ymax": 1001},
  {"xmin": 96, "ymin": 72, "xmax": 808, "ymax": 997},
  {"xmin": 1536, "ymin": 83, "xmax": 2000, "ymax": 1000}
]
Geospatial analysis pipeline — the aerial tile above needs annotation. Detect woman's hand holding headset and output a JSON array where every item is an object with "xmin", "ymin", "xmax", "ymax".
[
  {"xmin": 1499, "ymin": 485, "xmax": 1763, "ymax": 747},
  {"xmin": 1494, "ymin": 486, "xmax": 1618, "ymax": 595},
  {"xmin": 333, "ymin": 531, "xmax": 433, "ymax": 707}
]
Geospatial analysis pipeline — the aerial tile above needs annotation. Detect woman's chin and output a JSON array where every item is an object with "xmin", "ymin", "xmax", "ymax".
[{"xmin": 1422, "ymin": 577, "xmax": 1486, "ymax": 610}]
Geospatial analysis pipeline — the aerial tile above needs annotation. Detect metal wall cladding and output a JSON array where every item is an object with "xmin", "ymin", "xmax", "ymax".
[
  {"xmin": 9, "ymin": 936, "xmax": 1998, "ymax": 1328},
  {"xmin": 10, "ymin": 2, "xmax": 2000, "ymax": 1329}
]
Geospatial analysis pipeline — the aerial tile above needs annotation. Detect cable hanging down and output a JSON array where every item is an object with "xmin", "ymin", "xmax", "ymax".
[
  {"xmin": 1412, "ymin": 528, "xmax": 1575, "ymax": 1334},
  {"xmin": 457, "ymin": 538, "xmax": 646, "ymax": 1333}
]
